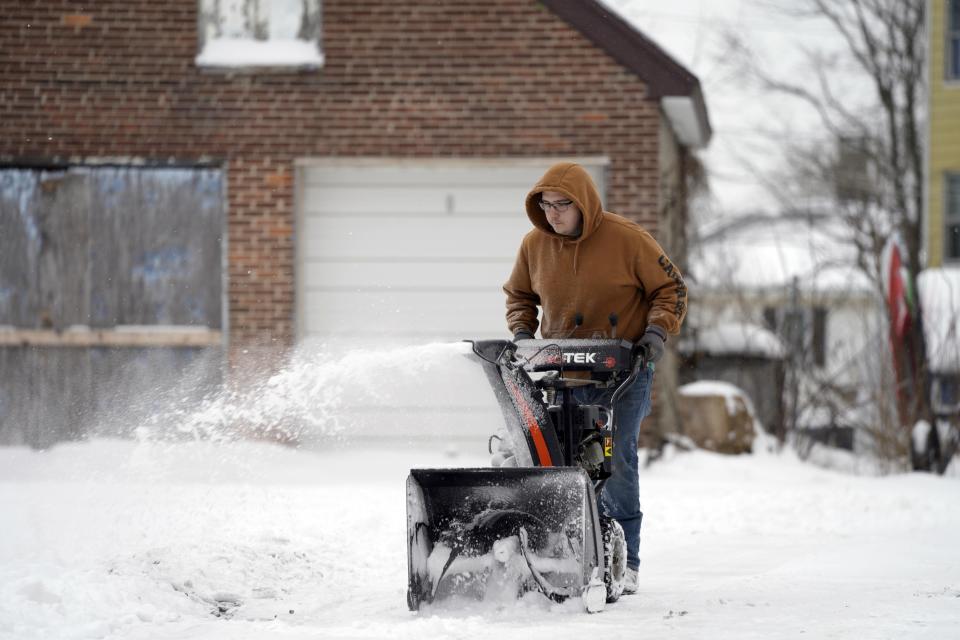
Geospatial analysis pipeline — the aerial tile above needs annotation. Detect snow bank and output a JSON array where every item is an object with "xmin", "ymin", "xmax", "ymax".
[
  {"xmin": 912, "ymin": 420, "xmax": 932, "ymax": 455},
  {"xmin": 679, "ymin": 380, "xmax": 750, "ymax": 416},
  {"xmin": 677, "ymin": 380, "xmax": 776, "ymax": 455}
]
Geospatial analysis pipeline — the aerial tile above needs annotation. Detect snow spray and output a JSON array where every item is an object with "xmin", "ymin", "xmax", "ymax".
[{"xmin": 132, "ymin": 341, "xmax": 498, "ymax": 449}]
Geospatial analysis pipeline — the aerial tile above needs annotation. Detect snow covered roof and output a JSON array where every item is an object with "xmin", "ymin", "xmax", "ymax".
[
  {"xmin": 689, "ymin": 213, "xmax": 874, "ymax": 295},
  {"xmin": 917, "ymin": 267, "xmax": 960, "ymax": 373},
  {"xmin": 681, "ymin": 322, "xmax": 786, "ymax": 359},
  {"xmin": 678, "ymin": 379, "xmax": 762, "ymax": 420}
]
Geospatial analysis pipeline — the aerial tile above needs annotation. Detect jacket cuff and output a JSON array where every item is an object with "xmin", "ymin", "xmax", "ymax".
[
  {"xmin": 645, "ymin": 324, "xmax": 667, "ymax": 342},
  {"xmin": 511, "ymin": 326, "xmax": 534, "ymax": 338}
]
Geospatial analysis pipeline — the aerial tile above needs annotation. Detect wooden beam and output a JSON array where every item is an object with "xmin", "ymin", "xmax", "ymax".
[{"xmin": 0, "ymin": 326, "xmax": 223, "ymax": 348}]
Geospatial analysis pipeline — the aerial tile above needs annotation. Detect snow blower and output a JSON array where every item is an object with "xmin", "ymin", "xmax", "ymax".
[{"xmin": 407, "ymin": 337, "xmax": 646, "ymax": 613}]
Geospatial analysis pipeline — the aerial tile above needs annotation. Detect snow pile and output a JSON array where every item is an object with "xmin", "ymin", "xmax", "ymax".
[
  {"xmin": 683, "ymin": 322, "xmax": 786, "ymax": 359},
  {"xmin": 679, "ymin": 380, "xmax": 751, "ymax": 416},
  {"xmin": 678, "ymin": 379, "xmax": 776, "ymax": 455},
  {"xmin": 912, "ymin": 420, "xmax": 933, "ymax": 456},
  {"xmin": 917, "ymin": 267, "xmax": 960, "ymax": 373}
]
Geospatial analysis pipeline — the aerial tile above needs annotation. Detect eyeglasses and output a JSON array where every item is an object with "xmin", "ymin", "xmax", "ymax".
[{"xmin": 539, "ymin": 199, "xmax": 574, "ymax": 212}]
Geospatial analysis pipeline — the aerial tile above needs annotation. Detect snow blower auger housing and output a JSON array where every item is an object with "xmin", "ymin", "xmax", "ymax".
[{"xmin": 407, "ymin": 337, "xmax": 644, "ymax": 613}]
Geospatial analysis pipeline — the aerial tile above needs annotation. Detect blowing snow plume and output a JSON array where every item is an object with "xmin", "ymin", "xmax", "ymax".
[{"xmin": 133, "ymin": 341, "xmax": 498, "ymax": 449}]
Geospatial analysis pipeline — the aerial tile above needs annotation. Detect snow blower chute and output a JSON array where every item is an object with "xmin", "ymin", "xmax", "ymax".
[{"xmin": 407, "ymin": 337, "xmax": 646, "ymax": 613}]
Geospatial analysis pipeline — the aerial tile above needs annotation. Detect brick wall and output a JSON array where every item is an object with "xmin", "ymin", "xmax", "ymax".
[{"xmin": 0, "ymin": 0, "xmax": 665, "ymax": 351}]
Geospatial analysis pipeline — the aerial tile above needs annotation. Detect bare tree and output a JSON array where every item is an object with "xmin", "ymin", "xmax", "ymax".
[{"xmin": 722, "ymin": 0, "xmax": 937, "ymax": 468}]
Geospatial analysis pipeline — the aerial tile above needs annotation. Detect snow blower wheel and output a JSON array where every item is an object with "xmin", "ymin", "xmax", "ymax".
[{"xmin": 601, "ymin": 516, "xmax": 626, "ymax": 603}]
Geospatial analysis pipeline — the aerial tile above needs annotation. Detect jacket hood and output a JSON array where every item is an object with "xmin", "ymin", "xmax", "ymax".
[{"xmin": 525, "ymin": 162, "xmax": 604, "ymax": 243}]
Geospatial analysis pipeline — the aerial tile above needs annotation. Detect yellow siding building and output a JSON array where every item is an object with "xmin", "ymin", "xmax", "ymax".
[{"xmin": 928, "ymin": 0, "xmax": 960, "ymax": 265}]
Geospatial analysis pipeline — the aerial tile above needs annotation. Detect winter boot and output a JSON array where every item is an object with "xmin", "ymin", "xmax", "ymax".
[{"xmin": 623, "ymin": 567, "xmax": 638, "ymax": 595}]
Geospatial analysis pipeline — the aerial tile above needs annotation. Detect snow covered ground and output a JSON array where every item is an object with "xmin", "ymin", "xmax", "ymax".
[{"xmin": 2, "ymin": 343, "xmax": 959, "ymax": 639}]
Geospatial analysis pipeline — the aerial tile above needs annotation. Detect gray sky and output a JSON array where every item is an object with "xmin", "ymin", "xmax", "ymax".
[{"xmin": 605, "ymin": 0, "xmax": 867, "ymax": 222}]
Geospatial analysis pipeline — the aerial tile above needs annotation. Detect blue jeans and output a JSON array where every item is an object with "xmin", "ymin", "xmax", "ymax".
[{"xmin": 573, "ymin": 365, "xmax": 653, "ymax": 570}]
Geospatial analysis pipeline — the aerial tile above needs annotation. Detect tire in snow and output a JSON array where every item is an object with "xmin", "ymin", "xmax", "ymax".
[{"xmin": 601, "ymin": 516, "xmax": 626, "ymax": 603}]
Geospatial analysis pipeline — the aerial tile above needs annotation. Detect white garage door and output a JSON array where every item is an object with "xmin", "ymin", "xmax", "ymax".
[{"xmin": 295, "ymin": 158, "xmax": 608, "ymax": 344}]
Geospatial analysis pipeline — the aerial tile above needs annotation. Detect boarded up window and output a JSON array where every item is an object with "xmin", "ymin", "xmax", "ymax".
[
  {"xmin": 0, "ymin": 167, "xmax": 224, "ymax": 329},
  {"xmin": 0, "ymin": 166, "xmax": 225, "ymax": 447}
]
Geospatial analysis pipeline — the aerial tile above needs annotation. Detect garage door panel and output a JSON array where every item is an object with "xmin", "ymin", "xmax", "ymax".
[
  {"xmin": 301, "ymin": 290, "xmax": 510, "ymax": 338},
  {"xmin": 301, "ymin": 185, "xmax": 529, "ymax": 217},
  {"xmin": 301, "ymin": 217, "xmax": 530, "ymax": 260},
  {"xmin": 301, "ymin": 261, "xmax": 514, "ymax": 290},
  {"xmin": 295, "ymin": 159, "xmax": 606, "ymax": 343}
]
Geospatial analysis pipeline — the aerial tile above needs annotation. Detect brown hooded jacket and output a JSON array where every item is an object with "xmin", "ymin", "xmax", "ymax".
[{"xmin": 503, "ymin": 162, "xmax": 687, "ymax": 342}]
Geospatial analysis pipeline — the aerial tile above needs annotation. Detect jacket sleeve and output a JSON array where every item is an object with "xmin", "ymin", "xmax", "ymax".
[
  {"xmin": 635, "ymin": 232, "xmax": 688, "ymax": 336},
  {"xmin": 503, "ymin": 241, "xmax": 540, "ymax": 336}
]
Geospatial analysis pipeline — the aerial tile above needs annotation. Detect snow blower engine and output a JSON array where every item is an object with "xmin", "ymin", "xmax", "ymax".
[{"xmin": 406, "ymin": 337, "xmax": 646, "ymax": 613}]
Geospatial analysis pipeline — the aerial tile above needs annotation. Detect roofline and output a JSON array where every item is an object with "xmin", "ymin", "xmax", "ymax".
[{"xmin": 541, "ymin": 0, "xmax": 712, "ymax": 147}]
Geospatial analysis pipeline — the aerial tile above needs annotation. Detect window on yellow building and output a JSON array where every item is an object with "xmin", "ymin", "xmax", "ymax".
[
  {"xmin": 950, "ymin": 0, "xmax": 960, "ymax": 79},
  {"xmin": 946, "ymin": 174, "xmax": 960, "ymax": 261}
]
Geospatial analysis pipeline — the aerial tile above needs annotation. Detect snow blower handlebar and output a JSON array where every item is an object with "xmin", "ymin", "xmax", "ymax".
[
  {"xmin": 610, "ymin": 344, "xmax": 650, "ymax": 409},
  {"xmin": 508, "ymin": 338, "xmax": 636, "ymax": 377},
  {"xmin": 506, "ymin": 337, "xmax": 648, "ymax": 413}
]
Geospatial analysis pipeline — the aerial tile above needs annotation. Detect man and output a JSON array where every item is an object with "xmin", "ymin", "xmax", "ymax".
[{"xmin": 503, "ymin": 161, "xmax": 687, "ymax": 594}]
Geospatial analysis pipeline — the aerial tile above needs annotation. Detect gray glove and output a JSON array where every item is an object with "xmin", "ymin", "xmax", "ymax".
[
  {"xmin": 637, "ymin": 325, "xmax": 666, "ymax": 363},
  {"xmin": 513, "ymin": 329, "xmax": 534, "ymax": 341}
]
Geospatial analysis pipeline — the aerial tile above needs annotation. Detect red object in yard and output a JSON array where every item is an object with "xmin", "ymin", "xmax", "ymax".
[
  {"xmin": 884, "ymin": 237, "xmax": 916, "ymax": 426},
  {"xmin": 887, "ymin": 243, "xmax": 911, "ymax": 340}
]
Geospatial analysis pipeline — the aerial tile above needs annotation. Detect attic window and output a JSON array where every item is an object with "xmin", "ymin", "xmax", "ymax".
[{"xmin": 196, "ymin": 0, "xmax": 323, "ymax": 68}]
